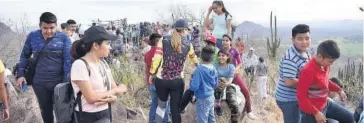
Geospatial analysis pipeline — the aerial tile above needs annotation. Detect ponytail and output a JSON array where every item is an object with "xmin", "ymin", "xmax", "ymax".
[
  {"xmin": 171, "ymin": 29, "xmax": 183, "ymax": 54},
  {"xmin": 71, "ymin": 39, "xmax": 86, "ymax": 59}
]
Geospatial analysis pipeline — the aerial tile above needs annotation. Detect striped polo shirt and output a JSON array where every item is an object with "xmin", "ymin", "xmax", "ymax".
[{"xmin": 275, "ymin": 45, "xmax": 311, "ymax": 102}]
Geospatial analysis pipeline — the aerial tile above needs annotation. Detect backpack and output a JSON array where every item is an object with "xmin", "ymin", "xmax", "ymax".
[{"xmin": 53, "ymin": 58, "xmax": 90, "ymax": 123}]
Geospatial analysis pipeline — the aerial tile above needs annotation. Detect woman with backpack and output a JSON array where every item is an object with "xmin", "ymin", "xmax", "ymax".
[
  {"xmin": 70, "ymin": 26, "xmax": 128, "ymax": 123},
  {"xmin": 204, "ymin": 0, "xmax": 232, "ymax": 49}
]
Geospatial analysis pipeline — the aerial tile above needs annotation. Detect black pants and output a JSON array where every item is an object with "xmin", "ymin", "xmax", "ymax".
[
  {"xmin": 180, "ymin": 89, "xmax": 194, "ymax": 112},
  {"xmin": 33, "ymin": 82, "xmax": 58, "ymax": 123},
  {"xmin": 75, "ymin": 109, "xmax": 111, "ymax": 123},
  {"xmin": 154, "ymin": 78, "xmax": 185, "ymax": 123}
]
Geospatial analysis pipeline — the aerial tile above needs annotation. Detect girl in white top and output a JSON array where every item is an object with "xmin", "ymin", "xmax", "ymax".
[
  {"xmin": 70, "ymin": 26, "xmax": 127, "ymax": 123},
  {"xmin": 204, "ymin": 0, "xmax": 233, "ymax": 49}
]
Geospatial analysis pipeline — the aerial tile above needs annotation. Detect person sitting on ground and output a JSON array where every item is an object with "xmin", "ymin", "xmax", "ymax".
[
  {"xmin": 70, "ymin": 26, "xmax": 128, "ymax": 123},
  {"xmin": 297, "ymin": 40, "xmax": 354, "ymax": 123},
  {"xmin": 144, "ymin": 33, "xmax": 170, "ymax": 123},
  {"xmin": 220, "ymin": 34, "xmax": 257, "ymax": 119},
  {"xmin": 0, "ymin": 60, "xmax": 9, "ymax": 121},
  {"xmin": 189, "ymin": 46, "xmax": 218, "ymax": 123},
  {"xmin": 214, "ymin": 50, "xmax": 246, "ymax": 123}
]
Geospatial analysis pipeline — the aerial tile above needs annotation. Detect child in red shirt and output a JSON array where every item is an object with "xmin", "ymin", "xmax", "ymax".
[{"xmin": 297, "ymin": 40, "xmax": 354, "ymax": 123}]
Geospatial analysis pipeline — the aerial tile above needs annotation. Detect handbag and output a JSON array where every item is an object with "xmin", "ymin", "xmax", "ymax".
[{"xmin": 24, "ymin": 40, "xmax": 51, "ymax": 85}]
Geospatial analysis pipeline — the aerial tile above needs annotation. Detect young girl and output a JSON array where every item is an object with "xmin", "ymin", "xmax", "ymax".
[
  {"xmin": 204, "ymin": 0, "xmax": 232, "ymax": 49},
  {"xmin": 255, "ymin": 57, "xmax": 268, "ymax": 100},
  {"xmin": 70, "ymin": 26, "xmax": 128, "ymax": 123},
  {"xmin": 214, "ymin": 50, "xmax": 242, "ymax": 123},
  {"xmin": 220, "ymin": 34, "xmax": 257, "ymax": 119}
]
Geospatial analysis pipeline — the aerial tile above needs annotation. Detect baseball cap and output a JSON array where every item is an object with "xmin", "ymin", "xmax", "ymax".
[
  {"xmin": 174, "ymin": 19, "xmax": 190, "ymax": 29},
  {"xmin": 82, "ymin": 26, "xmax": 118, "ymax": 43},
  {"xmin": 249, "ymin": 47, "xmax": 255, "ymax": 51},
  {"xmin": 204, "ymin": 35, "xmax": 217, "ymax": 44}
]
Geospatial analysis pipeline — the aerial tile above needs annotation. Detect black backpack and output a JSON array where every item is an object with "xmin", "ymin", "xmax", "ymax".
[
  {"xmin": 54, "ymin": 58, "xmax": 113, "ymax": 123},
  {"xmin": 53, "ymin": 58, "xmax": 89, "ymax": 123}
]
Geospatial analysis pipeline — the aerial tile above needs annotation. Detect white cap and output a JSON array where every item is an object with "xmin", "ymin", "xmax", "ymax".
[{"xmin": 249, "ymin": 47, "xmax": 254, "ymax": 51}]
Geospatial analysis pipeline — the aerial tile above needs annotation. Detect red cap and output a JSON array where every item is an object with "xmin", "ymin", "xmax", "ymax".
[{"xmin": 205, "ymin": 35, "xmax": 217, "ymax": 44}]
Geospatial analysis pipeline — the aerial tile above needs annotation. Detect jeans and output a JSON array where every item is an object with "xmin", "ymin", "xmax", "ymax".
[
  {"xmin": 216, "ymin": 39, "xmax": 223, "ymax": 50},
  {"xmin": 149, "ymin": 84, "xmax": 170, "ymax": 123},
  {"xmin": 155, "ymin": 78, "xmax": 185, "ymax": 123},
  {"xmin": 276, "ymin": 100, "xmax": 302, "ymax": 123},
  {"xmin": 196, "ymin": 96, "xmax": 215, "ymax": 123},
  {"xmin": 75, "ymin": 109, "xmax": 110, "ymax": 123},
  {"xmin": 244, "ymin": 66, "xmax": 255, "ymax": 83},
  {"xmin": 232, "ymin": 75, "xmax": 252, "ymax": 113},
  {"xmin": 33, "ymin": 82, "xmax": 59, "ymax": 123},
  {"xmin": 301, "ymin": 99, "xmax": 354, "ymax": 123}
]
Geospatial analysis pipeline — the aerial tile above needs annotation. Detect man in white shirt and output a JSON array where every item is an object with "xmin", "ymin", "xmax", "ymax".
[
  {"xmin": 67, "ymin": 19, "xmax": 80, "ymax": 41},
  {"xmin": 243, "ymin": 47, "xmax": 259, "ymax": 82}
]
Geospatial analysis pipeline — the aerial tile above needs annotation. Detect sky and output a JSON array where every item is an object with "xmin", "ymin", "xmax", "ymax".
[{"xmin": 0, "ymin": 0, "xmax": 363, "ymax": 27}]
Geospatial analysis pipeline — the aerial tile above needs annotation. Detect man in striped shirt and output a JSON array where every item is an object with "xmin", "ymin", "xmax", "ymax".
[{"xmin": 275, "ymin": 24, "xmax": 311, "ymax": 123}]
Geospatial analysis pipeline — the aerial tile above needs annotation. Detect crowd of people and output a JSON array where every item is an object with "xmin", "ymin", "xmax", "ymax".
[{"xmin": 0, "ymin": 0, "xmax": 363, "ymax": 123}]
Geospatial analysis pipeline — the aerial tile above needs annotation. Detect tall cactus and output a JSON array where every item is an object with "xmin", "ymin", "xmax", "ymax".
[
  {"xmin": 267, "ymin": 11, "xmax": 281, "ymax": 59},
  {"xmin": 337, "ymin": 58, "xmax": 363, "ymax": 104}
]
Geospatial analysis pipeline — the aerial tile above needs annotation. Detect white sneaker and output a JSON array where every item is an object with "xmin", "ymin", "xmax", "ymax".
[{"xmin": 247, "ymin": 112, "xmax": 258, "ymax": 120}]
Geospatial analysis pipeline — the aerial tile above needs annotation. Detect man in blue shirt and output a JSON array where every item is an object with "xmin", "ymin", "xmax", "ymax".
[{"xmin": 16, "ymin": 12, "xmax": 72, "ymax": 123}]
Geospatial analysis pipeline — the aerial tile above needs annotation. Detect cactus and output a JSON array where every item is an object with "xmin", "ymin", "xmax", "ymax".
[
  {"xmin": 267, "ymin": 11, "xmax": 281, "ymax": 59},
  {"xmin": 337, "ymin": 58, "xmax": 363, "ymax": 105}
]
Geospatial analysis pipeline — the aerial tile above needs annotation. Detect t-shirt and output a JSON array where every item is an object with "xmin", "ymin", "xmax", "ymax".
[
  {"xmin": 0, "ymin": 60, "xmax": 4, "ymax": 73},
  {"xmin": 227, "ymin": 48, "xmax": 241, "ymax": 67},
  {"xmin": 215, "ymin": 63, "xmax": 235, "ymax": 79},
  {"xmin": 256, "ymin": 62, "xmax": 268, "ymax": 76},
  {"xmin": 211, "ymin": 13, "xmax": 232, "ymax": 39},
  {"xmin": 71, "ymin": 59, "xmax": 113, "ymax": 113},
  {"xmin": 235, "ymin": 41, "xmax": 245, "ymax": 54},
  {"xmin": 144, "ymin": 47, "xmax": 160, "ymax": 85}
]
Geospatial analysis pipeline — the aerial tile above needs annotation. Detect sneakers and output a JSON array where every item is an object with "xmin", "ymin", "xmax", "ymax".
[{"xmin": 247, "ymin": 112, "xmax": 257, "ymax": 120}]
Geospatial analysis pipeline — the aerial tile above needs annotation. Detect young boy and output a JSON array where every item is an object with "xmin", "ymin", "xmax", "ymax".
[
  {"xmin": 255, "ymin": 57, "xmax": 268, "ymax": 100},
  {"xmin": 144, "ymin": 33, "xmax": 170, "ymax": 123},
  {"xmin": 204, "ymin": 35, "xmax": 219, "ymax": 63},
  {"xmin": 189, "ymin": 46, "xmax": 218, "ymax": 123},
  {"xmin": 297, "ymin": 40, "xmax": 354, "ymax": 123},
  {"xmin": 180, "ymin": 35, "xmax": 219, "ymax": 113},
  {"xmin": 275, "ymin": 24, "xmax": 311, "ymax": 123}
]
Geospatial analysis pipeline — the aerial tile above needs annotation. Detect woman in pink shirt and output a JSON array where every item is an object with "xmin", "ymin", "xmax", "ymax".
[
  {"xmin": 70, "ymin": 26, "xmax": 128, "ymax": 123},
  {"xmin": 221, "ymin": 34, "xmax": 257, "ymax": 119}
]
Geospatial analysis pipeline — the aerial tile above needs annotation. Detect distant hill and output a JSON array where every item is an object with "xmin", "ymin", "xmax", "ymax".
[{"xmin": 234, "ymin": 20, "xmax": 363, "ymax": 45}]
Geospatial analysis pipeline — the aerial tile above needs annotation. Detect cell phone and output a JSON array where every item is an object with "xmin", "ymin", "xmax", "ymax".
[{"xmin": 21, "ymin": 82, "xmax": 28, "ymax": 92}]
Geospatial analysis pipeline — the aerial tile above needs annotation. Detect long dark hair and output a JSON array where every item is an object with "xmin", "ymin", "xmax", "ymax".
[
  {"xmin": 218, "ymin": 49, "xmax": 231, "ymax": 64},
  {"xmin": 71, "ymin": 39, "xmax": 104, "ymax": 59},
  {"xmin": 222, "ymin": 34, "xmax": 233, "ymax": 46},
  {"xmin": 212, "ymin": 1, "xmax": 232, "ymax": 18}
]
